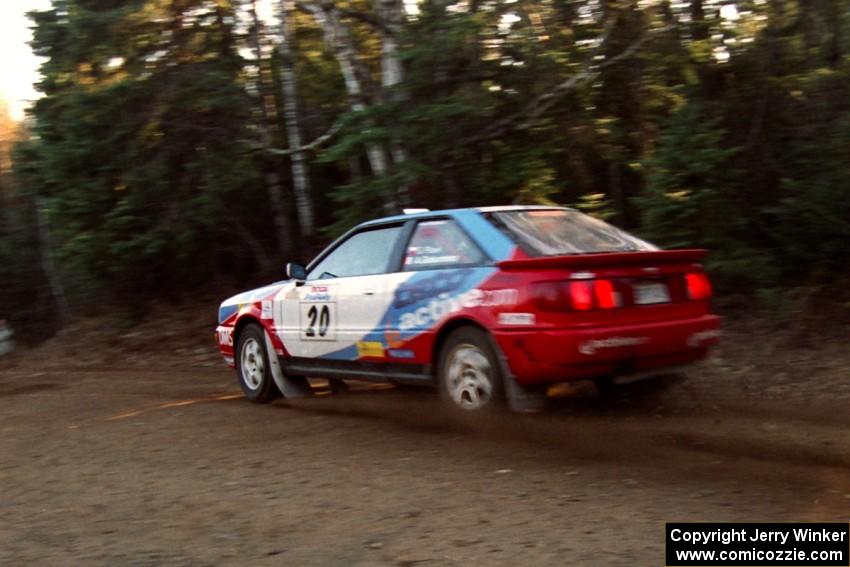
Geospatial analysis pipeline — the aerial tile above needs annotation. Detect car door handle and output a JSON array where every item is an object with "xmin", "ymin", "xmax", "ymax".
[{"xmin": 364, "ymin": 291, "xmax": 376, "ymax": 296}]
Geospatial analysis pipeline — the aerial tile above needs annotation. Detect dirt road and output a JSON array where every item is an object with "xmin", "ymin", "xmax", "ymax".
[{"xmin": 1, "ymin": 355, "xmax": 848, "ymax": 566}]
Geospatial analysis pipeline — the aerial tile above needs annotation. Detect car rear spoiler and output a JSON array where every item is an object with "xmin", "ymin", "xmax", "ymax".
[{"xmin": 496, "ymin": 249, "xmax": 708, "ymax": 270}]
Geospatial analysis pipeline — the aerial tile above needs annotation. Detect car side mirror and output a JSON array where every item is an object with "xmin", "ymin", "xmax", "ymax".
[{"xmin": 286, "ymin": 262, "xmax": 307, "ymax": 283}]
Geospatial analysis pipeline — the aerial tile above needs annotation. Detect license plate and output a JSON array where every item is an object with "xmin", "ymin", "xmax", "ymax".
[{"xmin": 633, "ymin": 282, "xmax": 670, "ymax": 305}]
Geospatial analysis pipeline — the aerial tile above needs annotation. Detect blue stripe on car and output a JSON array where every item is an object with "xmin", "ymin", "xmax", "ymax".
[
  {"xmin": 453, "ymin": 209, "xmax": 515, "ymax": 261},
  {"xmin": 218, "ymin": 304, "xmax": 239, "ymax": 324}
]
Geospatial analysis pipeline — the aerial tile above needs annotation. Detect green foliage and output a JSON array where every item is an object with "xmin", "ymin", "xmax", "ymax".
[
  {"xmin": 0, "ymin": 190, "xmax": 53, "ymax": 338},
  {"xmin": 771, "ymin": 86, "xmax": 850, "ymax": 277},
  {"xmin": 636, "ymin": 101, "xmax": 739, "ymax": 249},
  {"xmin": 4, "ymin": 0, "xmax": 850, "ymax": 331},
  {"xmin": 635, "ymin": 101, "xmax": 788, "ymax": 288},
  {"xmin": 572, "ymin": 193, "xmax": 616, "ymax": 222},
  {"xmin": 17, "ymin": 0, "xmax": 267, "ymax": 299}
]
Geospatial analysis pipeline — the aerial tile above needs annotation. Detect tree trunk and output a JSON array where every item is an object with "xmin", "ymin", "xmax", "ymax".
[
  {"xmin": 301, "ymin": 1, "xmax": 396, "ymax": 212},
  {"xmin": 826, "ymin": 0, "xmax": 842, "ymax": 68},
  {"xmin": 0, "ymin": 170, "xmax": 11, "ymax": 232},
  {"xmin": 250, "ymin": 0, "xmax": 292, "ymax": 260},
  {"xmin": 34, "ymin": 197, "xmax": 70, "ymax": 328},
  {"xmin": 228, "ymin": 216, "xmax": 273, "ymax": 269},
  {"xmin": 444, "ymin": 168, "xmax": 461, "ymax": 208},
  {"xmin": 690, "ymin": 0, "xmax": 708, "ymax": 41},
  {"xmin": 609, "ymin": 161, "xmax": 625, "ymax": 225},
  {"xmin": 377, "ymin": 0, "xmax": 409, "ymax": 206},
  {"xmin": 278, "ymin": 0, "xmax": 315, "ymax": 236}
]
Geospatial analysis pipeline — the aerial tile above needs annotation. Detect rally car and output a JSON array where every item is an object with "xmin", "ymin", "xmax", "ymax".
[{"xmin": 215, "ymin": 206, "xmax": 720, "ymax": 411}]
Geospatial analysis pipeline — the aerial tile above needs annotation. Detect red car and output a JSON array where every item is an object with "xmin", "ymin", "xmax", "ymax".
[{"xmin": 216, "ymin": 206, "xmax": 720, "ymax": 411}]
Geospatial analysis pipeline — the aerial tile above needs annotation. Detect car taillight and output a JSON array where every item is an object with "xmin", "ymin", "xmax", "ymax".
[
  {"xmin": 685, "ymin": 272, "xmax": 712, "ymax": 300},
  {"xmin": 569, "ymin": 281, "xmax": 594, "ymax": 311},
  {"xmin": 532, "ymin": 282, "xmax": 570, "ymax": 311},
  {"xmin": 533, "ymin": 279, "xmax": 618, "ymax": 311},
  {"xmin": 593, "ymin": 279, "xmax": 617, "ymax": 309}
]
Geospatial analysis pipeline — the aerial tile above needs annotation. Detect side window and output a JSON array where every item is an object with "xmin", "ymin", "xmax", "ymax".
[
  {"xmin": 307, "ymin": 226, "xmax": 403, "ymax": 280},
  {"xmin": 403, "ymin": 220, "xmax": 485, "ymax": 270}
]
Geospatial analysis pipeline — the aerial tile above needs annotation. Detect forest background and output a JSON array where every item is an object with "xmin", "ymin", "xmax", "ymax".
[{"xmin": 1, "ymin": 0, "xmax": 848, "ymax": 339}]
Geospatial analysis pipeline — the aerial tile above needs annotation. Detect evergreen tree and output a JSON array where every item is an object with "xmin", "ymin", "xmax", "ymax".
[
  {"xmin": 3, "ymin": 0, "xmax": 850, "ymax": 332},
  {"xmin": 22, "ymin": 0, "xmax": 266, "ymax": 299}
]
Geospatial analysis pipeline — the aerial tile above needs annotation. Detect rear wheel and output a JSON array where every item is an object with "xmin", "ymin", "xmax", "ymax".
[
  {"xmin": 235, "ymin": 324, "xmax": 281, "ymax": 403},
  {"xmin": 437, "ymin": 327, "xmax": 504, "ymax": 412}
]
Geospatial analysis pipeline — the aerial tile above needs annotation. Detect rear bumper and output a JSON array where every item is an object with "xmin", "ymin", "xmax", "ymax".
[{"xmin": 493, "ymin": 314, "xmax": 721, "ymax": 385}]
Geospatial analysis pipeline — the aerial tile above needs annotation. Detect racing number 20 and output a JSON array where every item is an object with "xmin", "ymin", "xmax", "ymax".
[{"xmin": 305, "ymin": 304, "xmax": 330, "ymax": 338}]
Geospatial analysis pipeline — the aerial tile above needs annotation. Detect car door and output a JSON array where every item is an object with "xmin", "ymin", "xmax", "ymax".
[
  {"xmin": 382, "ymin": 218, "xmax": 491, "ymax": 363},
  {"xmin": 278, "ymin": 224, "xmax": 406, "ymax": 362}
]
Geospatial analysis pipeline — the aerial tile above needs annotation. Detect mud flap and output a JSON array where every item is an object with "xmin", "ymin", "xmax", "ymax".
[
  {"xmin": 486, "ymin": 333, "xmax": 547, "ymax": 412},
  {"xmin": 504, "ymin": 373, "xmax": 547, "ymax": 412},
  {"xmin": 264, "ymin": 330, "xmax": 313, "ymax": 399}
]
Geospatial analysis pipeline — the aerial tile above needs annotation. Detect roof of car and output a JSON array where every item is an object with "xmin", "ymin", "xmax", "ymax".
[{"xmin": 357, "ymin": 205, "xmax": 570, "ymax": 228}]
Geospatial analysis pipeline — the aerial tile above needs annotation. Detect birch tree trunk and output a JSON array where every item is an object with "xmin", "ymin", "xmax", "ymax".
[
  {"xmin": 377, "ymin": 0, "xmax": 409, "ymax": 206},
  {"xmin": 278, "ymin": 0, "xmax": 315, "ymax": 236},
  {"xmin": 300, "ymin": 1, "xmax": 396, "ymax": 212},
  {"xmin": 249, "ymin": 0, "xmax": 292, "ymax": 261},
  {"xmin": 34, "ymin": 197, "xmax": 70, "ymax": 328}
]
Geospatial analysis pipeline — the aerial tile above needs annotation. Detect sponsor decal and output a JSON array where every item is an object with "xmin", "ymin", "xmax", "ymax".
[
  {"xmin": 217, "ymin": 327, "xmax": 233, "ymax": 346},
  {"xmin": 687, "ymin": 328, "xmax": 721, "ymax": 347},
  {"xmin": 398, "ymin": 288, "xmax": 518, "ymax": 331},
  {"xmin": 579, "ymin": 336, "xmax": 648, "ymax": 355},
  {"xmin": 384, "ymin": 324, "xmax": 405, "ymax": 349},
  {"xmin": 393, "ymin": 271, "xmax": 468, "ymax": 309},
  {"xmin": 405, "ymin": 246, "xmax": 460, "ymax": 266},
  {"xmin": 261, "ymin": 300, "xmax": 273, "ymax": 319},
  {"xmin": 498, "ymin": 312, "xmax": 536, "ymax": 326},
  {"xmin": 303, "ymin": 284, "xmax": 333, "ymax": 303},
  {"xmin": 218, "ymin": 304, "xmax": 238, "ymax": 324},
  {"xmin": 356, "ymin": 341, "xmax": 385, "ymax": 358},
  {"xmin": 388, "ymin": 348, "xmax": 416, "ymax": 359}
]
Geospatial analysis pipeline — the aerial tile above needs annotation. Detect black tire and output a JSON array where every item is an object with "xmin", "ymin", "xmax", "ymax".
[
  {"xmin": 437, "ymin": 326, "xmax": 505, "ymax": 412},
  {"xmin": 235, "ymin": 324, "xmax": 281, "ymax": 403}
]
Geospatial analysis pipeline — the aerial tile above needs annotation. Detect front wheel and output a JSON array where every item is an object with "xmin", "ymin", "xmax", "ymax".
[
  {"xmin": 437, "ymin": 327, "xmax": 504, "ymax": 412},
  {"xmin": 235, "ymin": 324, "xmax": 281, "ymax": 403}
]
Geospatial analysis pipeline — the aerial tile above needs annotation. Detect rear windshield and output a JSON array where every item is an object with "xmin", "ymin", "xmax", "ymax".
[{"xmin": 489, "ymin": 209, "xmax": 657, "ymax": 256}]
